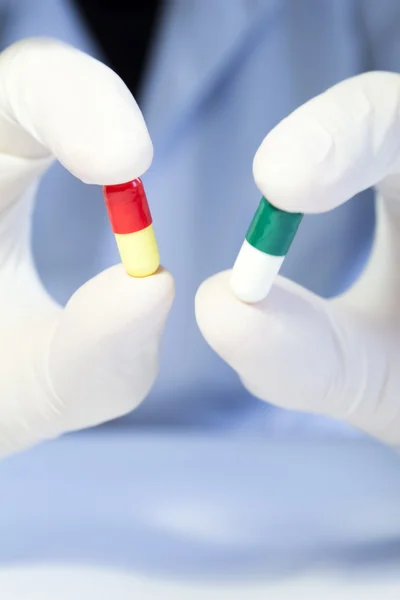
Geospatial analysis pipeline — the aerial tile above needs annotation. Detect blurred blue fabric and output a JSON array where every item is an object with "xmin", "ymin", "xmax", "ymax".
[
  {"xmin": 1, "ymin": 0, "xmax": 400, "ymax": 430},
  {"xmin": 1, "ymin": 433, "xmax": 400, "ymax": 580},
  {"xmin": 3, "ymin": 0, "xmax": 400, "ymax": 587}
]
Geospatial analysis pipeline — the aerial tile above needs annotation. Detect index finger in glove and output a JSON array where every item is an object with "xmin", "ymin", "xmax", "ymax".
[
  {"xmin": 253, "ymin": 71, "xmax": 400, "ymax": 213},
  {"xmin": 0, "ymin": 37, "xmax": 153, "ymax": 196}
]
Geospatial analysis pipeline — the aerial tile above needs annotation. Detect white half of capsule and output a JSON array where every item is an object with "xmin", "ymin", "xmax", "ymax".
[{"xmin": 230, "ymin": 239, "xmax": 285, "ymax": 303}]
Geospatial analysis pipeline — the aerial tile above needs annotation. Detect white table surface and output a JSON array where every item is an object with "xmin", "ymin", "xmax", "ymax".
[{"xmin": 1, "ymin": 431, "xmax": 400, "ymax": 598}]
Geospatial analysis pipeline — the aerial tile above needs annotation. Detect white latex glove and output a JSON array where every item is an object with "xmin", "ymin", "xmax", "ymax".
[
  {"xmin": 196, "ymin": 72, "xmax": 400, "ymax": 447},
  {"xmin": 0, "ymin": 38, "xmax": 174, "ymax": 457}
]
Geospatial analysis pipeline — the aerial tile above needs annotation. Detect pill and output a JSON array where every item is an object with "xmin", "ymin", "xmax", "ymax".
[
  {"xmin": 230, "ymin": 197, "xmax": 303, "ymax": 303},
  {"xmin": 103, "ymin": 178, "xmax": 160, "ymax": 277}
]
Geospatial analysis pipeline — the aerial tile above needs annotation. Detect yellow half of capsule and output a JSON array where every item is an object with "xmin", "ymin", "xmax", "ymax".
[{"xmin": 115, "ymin": 224, "xmax": 160, "ymax": 277}]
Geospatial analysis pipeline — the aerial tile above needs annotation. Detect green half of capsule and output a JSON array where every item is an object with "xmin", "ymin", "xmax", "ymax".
[{"xmin": 246, "ymin": 197, "xmax": 303, "ymax": 256}]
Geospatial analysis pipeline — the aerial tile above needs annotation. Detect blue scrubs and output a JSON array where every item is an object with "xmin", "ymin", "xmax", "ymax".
[
  {"xmin": 2, "ymin": 0, "xmax": 400, "ymax": 431},
  {"xmin": 2, "ymin": 1, "xmax": 400, "ymax": 583}
]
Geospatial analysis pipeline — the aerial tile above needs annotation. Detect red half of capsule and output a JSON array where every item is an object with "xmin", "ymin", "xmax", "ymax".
[{"xmin": 103, "ymin": 178, "xmax": 153, "ymax": 235}]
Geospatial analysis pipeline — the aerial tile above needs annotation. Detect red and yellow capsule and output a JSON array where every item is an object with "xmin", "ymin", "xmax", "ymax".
[{"xmin": 103, "ymin": 178, "xmax": 160, "ymax": 277}]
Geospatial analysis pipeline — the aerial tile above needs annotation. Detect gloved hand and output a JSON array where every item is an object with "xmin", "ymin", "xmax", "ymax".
[
  {"xmin": 196, "ymin": 72, "xmax": 400, "ymax": 447},
  {"xmin": 0, "ymin": 38, "xmax": 174, "ymax": 457}
]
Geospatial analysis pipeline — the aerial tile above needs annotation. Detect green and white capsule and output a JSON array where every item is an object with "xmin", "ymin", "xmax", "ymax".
[{"xmin": 230, "ymin": 197, "xmax": 303, "ymax": 303}]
